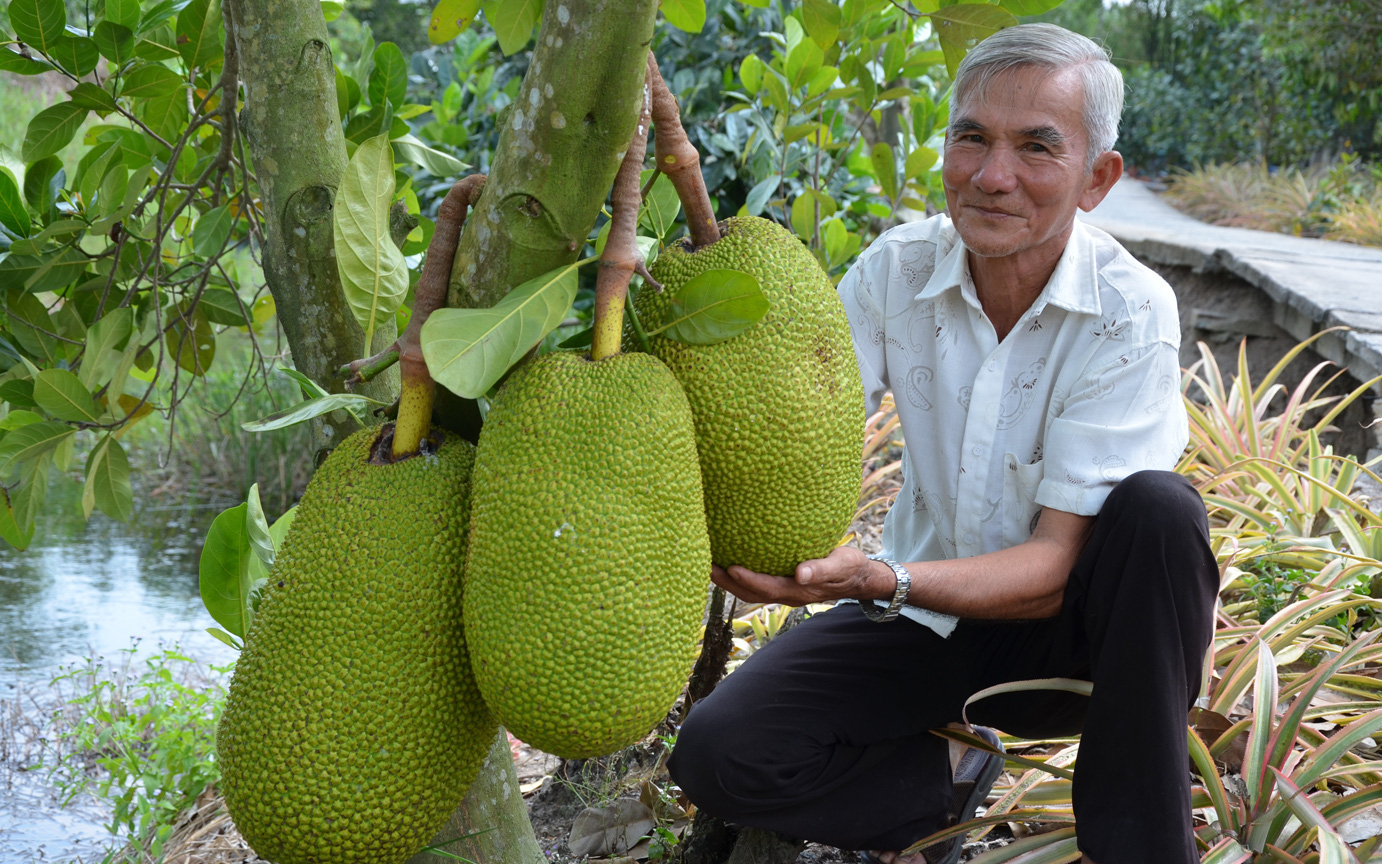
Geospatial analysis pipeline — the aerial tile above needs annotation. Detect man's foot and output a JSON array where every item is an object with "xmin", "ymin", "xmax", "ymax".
[{"xmin": 863, "ymin": 726, "xmax": 1006, "ymax": 864}]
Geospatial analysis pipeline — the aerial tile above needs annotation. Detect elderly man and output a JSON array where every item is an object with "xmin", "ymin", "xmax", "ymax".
[{"xmin": 667, "ymin": 23, "xmax": 1218, "ymax": 864}]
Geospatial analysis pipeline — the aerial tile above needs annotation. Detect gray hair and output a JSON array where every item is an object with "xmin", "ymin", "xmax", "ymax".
[{"xmin": 951, "ymin": 23, "xmax": 1124, "ymax": 170}]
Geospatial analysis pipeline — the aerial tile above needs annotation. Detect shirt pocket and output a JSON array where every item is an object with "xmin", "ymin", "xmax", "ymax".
[{"xmin": 1003, "ymin": 453, "xmax": 1044, "ymax": 545}]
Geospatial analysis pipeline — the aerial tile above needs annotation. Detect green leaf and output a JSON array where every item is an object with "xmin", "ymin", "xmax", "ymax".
[
  {"xmin": 0, "ymin": 420, "xmax": 75, "ymax": 476},
  {"xmin": 802, "ymin": 0, "xmax": 840, "ymax": 48},
  {"xmin": 0, "ymin": 170, "xmax": 31, "ymax": 237},
  {"xmin": 33, "ymin": 369, "xmax": 100, "ymax": 423},
  {"xmin": 279, "ymin": 366, "xmax": 331, "ymax": 400},
  {"xmin": 9, "ymin": 0, "xmax": 67, "ymax": 56},
  {"xmin": 205, "ymin": 627, "xmax": 241, "ymax": 650},
  {"xmin": 245, "ymin": 483, "xmax": 275, "ymax": 570},
  {"xmin": 661, "ymin": 0, "xmax": 705, "ymax": 32},
  {"xmin": 0, "ymin": 47, "xmax": 54, "ymax": 75},
  {"xmin": 904, "ymin": 145, "xmax": 939, "ymax": 181},
  {"xmin": 50, "ymin": 35, "xmax": 100, "ymax": 76},
  {"xmin": 739, "ymin": 54, "xmax": 764, "ymax": 94},
  {"xmin": 368, "ymin": 42, "xmax": 408, "ymax": 108},
  {"xmin": 199, "ymin": 286, "xmax": 249, "ymax": 326},
  {"xmin": 198, "ymin": 502, "xmax": 254, "ymax": 638},
  {"xmin": 191, "ymin": 204, "xmax": 233, "ymax": 257},
  {"xmin": 334, "ymin": 134, "xmax": 407, "ymax": 345},
  {"xmin": 69, "ymin": 81, "xmax": 120, "ymax": 114},
  {"xmin": 743, "ymin": 173, "xmax": 780, "ymax": 218},
  {"xmin": 137, "ymin": 88, "xmax": 188, "ymax": 143},
  {"xmin": 22, "ymin": 102, "xmax": 89, "ymax": 162},
  {"xmin": 0, "ymin": 489, "xmax": 34, "ymax": 550},
  {"xmin": 421, "ymin": 261, "xmax": 581, "ymax": 399},
  {"xmin": 655, "ymin": 268, "xmax": 769, "ymax": 345},
  {"xmin": 80, "ymin": 307, "xmax": 133, "ymax": 389},
  {"xmin": 481, "ymin": 0, "xmax": 539, "ymax": 56},
  {"xmin": 998, "ymin": 0, "xmax": 1063, "ymax": 14},
  {"xmin": 784, "ymin": 38, "xmax": 824, "ymax": 90},
  {"xmin": 247, "ymin": 502, "xmax": 296, "ymax": 593},
  {"xmin": 135, "ymin": 24, "xmax": 180, "ymax": 61},
  {"xmin": 0, "ymin": 410, "xmax": 44, "ymax": 430},
  {"xmin": 638, "ymin": 170, "xmax": 681, "ymax": 240},
  {"xmin": 176, "ymin": 0, "xmax": 223, "ymax": 69},
  {"xmin": 429, "ymin": 0, "xmax": 480, "ymax": 44},
  {"xmin": 391, "ymin": 134, "xmax": 468, "ymax": 178},
  {"xmin": 17, "ymin": 246, "xmax": 88, "ymax": 293},
  {"xmin": 6, "ymin": 290, "xmax": 60, "ymax": 364},
  {"xmin": 93, "ymin": 21, "xmax": 135, "ymax": 65},
  {"xmin": 871, "ymin": 141, "xmax": 897, "ymax": 202},
  {"xmin": 241, "ymin": 392, "xmax": 389, "ymax": 432},
  {"xmin": 929, "ymin": 4, "xmax": 1016, "ymax": 77},
  {"xmin": 83, "ymin": 434, "xmax": 133, "ymax": 521},
  {"xmin": 164, "ymin": 303, "xmax": 216, "ymax": 376},
  {"xmin": 0, "ymin": 380, "xmax": 37, "ymax": 408},
  {"xmin": 22, "ymin": 154, "xmax": 62, "ymax": 212},
  {"xmin": 320, "ymin": 0, "xmax": 343, "ymax": 20},
  {"xmin": 106, "ymin": 0, "xmax": 142, "ymax": 29},
  {"xmin": 120, "ymin": 62, "xmax": 183, "ymax": 98}
]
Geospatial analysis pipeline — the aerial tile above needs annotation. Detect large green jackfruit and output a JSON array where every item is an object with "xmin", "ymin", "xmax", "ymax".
[
  {"xmin": 637, "ymin": 215, "xmax": 865, "ymax": 576},
  {"xmin": 464, "ymin": 350, "xmax": 710, "ymax": 759},
  {"xmin": 217, "ymin": 425, "xmax": 496, "ymax": 864}
]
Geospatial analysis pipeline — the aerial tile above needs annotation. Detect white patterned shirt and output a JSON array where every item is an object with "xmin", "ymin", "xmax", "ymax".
[{"xmin": 838, "ymin": 214, "xmax": 1187, "ymax": 635}]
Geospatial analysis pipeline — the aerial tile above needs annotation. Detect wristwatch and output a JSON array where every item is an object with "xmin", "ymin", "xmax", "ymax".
[{"xmin": 859, "ymin": 555, "xmax": 911, "ymax": 622}]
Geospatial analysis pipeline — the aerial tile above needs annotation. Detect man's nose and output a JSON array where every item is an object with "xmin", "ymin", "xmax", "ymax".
[{"xmin": 973, "ymin": 148, "xmax": 1019, "ymax": 195}]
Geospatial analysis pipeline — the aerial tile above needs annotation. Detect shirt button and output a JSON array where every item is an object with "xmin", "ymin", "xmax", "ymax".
[
  {"xmin": 987, "ymin": 359, "xmax": 997, "ymax": 372},
  {"xmin": 972, "ymin": 445, "xmax": 984, "ymax": 456},
  {"xmin": 963, "ymin": 532, "xmax": 976, "ymax": 544}
]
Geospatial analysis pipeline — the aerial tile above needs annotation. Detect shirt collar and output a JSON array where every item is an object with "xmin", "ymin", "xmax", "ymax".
[{"xmin": 914, "ymin": 216, "xmax": 1102, "ymax": 317}]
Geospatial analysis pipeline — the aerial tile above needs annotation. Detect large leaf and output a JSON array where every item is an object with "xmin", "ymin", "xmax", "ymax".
[
  {"xmin": 82, "ymin": 434, "xmax": 133, "ymax": 521},
  {"xmin": 638, "ymin": 170, "xmax": 681, "ymax": 240},
  {"xmin": 428, "ymin": 0, "xmax": 480, "ymax": 44},
  {"xmin": 6, "ymin": 289, "xmax": 60, "ymax": 363},
  {"xmin": 33, "ymin": 369, "xmax": 101, "ymax": 423},
  {"xmin": 106, "ymin": 0, "xmax": 141, "ymax": 29},
  {"xmin": 93, "ymin": 21, "xmax": 135, "ymax": 66},
  {"xmin": 392, "ymin": 134, "xmax": 468, "ymax": 178},
  {"xmin": 655, "ymin": 269, "xmax": 769, "ymax": 345},
  {"xmin": 68, "ymin": 81, "xmax": 120, "ymax": 114},
  {"xmin": 0, "ymin": 169, "xmax": 31, "ymax": 237},
  {"xmin": 368, "ymin": 42, "xmax": 408, "ymax": 108},
  {"xmin": 51, "ymin": 35, "xmax": 100, "ymax": 76},
  {"xmin": 247, "ymin": 503, "xmax": 297, "ymax": 590},
  {"xmin": 0, "ymin": 421, "xmax": 75, "ymax": 476},
  {"xmin": 930, "ymin": 4, "xmax": 1017, "ymax": 77},
  {"xmin": 199, "ymin": 503, "xmax": 254, "ymax": 638},
  {"xmin": 176, "ymin": 0, "xmax": 223, "ymax": 69},
  {"xmin": 80, "ymin": 306, "xmax": 134, "ymax": 389},
  {"xmin": 334, "ymin": 134, "xmax": 407, "ymax": 344},
  {"xmin": 9, "ymin": 0, "xmax": 67, "ymax": 56},
  {"xmin": 22, "ymin": 102, "xmax": 89, "ymax": 162},
  {"xmin": 0, "ymin": 46, "xmax": 54, "ymax": 74},
  {"xmin": 421, "ymin": 261, "xmax": 580, "ymax": 399},
  {"xmin": 199, "ymin": 286, "xmax": 249, "ymax": 326},
  {"xmin": 241, "ymin": 392, "xmax": 389, "ymax": 432},
  {"xmin": 120, "ymin": 62, "xmax": 184, "ymax": 98},
  {"xmin": 661, "ymin": 0, "xmax": 705, "ymax": 32},
  {"xmin": 801, "ymin": 0, "xmax": 840, "ymax": 48},
  {"xmin": 0, "ymin": 488, "xmax": 34, "ymax": 550},
  {"xmin": 191, "ymin": 204, "xmax": 233, "ymax": 257},
  {"xmin": 164, "ymin": 303, "xmax": 216, "ymax": 376},
  {"xmin": 481, "ymin": 0, "xmax": 540, "ymax": 56}
]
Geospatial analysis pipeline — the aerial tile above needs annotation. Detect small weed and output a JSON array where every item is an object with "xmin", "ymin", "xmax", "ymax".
[{"xmin": 43, "ymin": 644, "xmax": 229, "ymax": 862}]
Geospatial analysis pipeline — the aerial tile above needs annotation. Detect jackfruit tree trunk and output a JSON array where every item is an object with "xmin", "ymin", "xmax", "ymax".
[
  {"xmin": 446, "ymin": 0, "xmax": 659, "ymax": 310},
  {"xmin": 225, "ymin": 0, "xmax": 398, "ymax": 455}
]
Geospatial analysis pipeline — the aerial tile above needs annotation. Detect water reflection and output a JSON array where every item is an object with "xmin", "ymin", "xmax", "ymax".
[{"xmin": 0, "ymin": 475, "xmax": 238, "ymax": 861}]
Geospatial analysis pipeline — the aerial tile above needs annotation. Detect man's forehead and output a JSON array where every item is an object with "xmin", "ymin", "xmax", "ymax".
[{"xmin": 953, "ymin": 65, "xmax": 1084, "ymax": 123}]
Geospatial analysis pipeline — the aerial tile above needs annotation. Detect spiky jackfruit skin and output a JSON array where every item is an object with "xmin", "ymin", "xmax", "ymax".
[
  {"xmin": 217, "ymin": 425, "xmax": 496, "ymax": 864},
  {"xmin": 464, "ymin": 351, "xmax": 710, "ymax": 759},
  {"xmin": 637, "ymin": 216, "xmax": 865, "ymax": 576}
]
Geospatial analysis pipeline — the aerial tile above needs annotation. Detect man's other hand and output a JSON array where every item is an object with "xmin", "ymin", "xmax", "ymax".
[{"xmin": 710, "ymin": 545, "xmax": 894, "ymax": 607}]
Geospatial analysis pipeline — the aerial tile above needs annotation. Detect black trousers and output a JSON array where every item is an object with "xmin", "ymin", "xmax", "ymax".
[{"xmin": 668, "ymin": 471, "xmax": 1218, "ymax": 864}]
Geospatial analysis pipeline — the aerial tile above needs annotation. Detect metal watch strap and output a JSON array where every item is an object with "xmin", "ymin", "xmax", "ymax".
[{"xmin": 860, "ymin": 555, "xmax": 911, "ymax": 623}]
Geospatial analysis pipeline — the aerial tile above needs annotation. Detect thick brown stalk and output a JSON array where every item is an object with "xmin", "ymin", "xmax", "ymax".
[
  {"xmin": 590, "ymin": 72, "xmax": 651, "ymax": 362},
  {"xmin": 647, "ymin": 55, "xmax": 719, "ymax": 249},
  {"xmin": 392, "ymin": 174, "xmax": 486, "ymax": 458}
]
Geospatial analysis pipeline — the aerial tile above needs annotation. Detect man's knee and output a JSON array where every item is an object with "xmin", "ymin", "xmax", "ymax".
[{"xmin": 1105, "ymin": 470, "xmax": 1207, "ymax": 535}]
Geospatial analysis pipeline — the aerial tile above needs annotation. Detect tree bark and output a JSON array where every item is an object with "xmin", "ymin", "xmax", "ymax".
[
  {"xmin": 226, "ymin": 0, "xmax": 398, "ymax": 454},
  {"xmin": 447, "ymin": 0, "xmax": 659, "ymax": 310},
  {"xmin": 407, "ymin": 729, "xmax": 546, "ymax": 864}
]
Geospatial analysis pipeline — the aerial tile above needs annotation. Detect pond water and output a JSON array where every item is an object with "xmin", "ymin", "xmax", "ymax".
[{"xmin": 0, "ymin": 476, "xmax": 237, "ymax": 862}]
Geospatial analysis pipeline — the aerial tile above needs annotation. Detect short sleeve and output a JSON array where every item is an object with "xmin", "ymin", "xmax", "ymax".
[
  {"xmin": 837, "ymin": 243, "xmax": 891, "ymax": 416},
  {"xmin": 1035, "ymin": 340, "xmax": 1188, "ymax": 515}
]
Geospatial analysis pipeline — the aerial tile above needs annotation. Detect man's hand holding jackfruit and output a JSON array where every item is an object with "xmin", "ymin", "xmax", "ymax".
[{"xmin": 711, "ymin": 545, "xmax": 894, "ymax": 607}]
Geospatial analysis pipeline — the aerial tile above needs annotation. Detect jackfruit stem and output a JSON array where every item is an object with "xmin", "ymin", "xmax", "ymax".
[
  {"xmin": 393, "ymin": 174, "xmax": 487, "ymax": 458},
  {"xmin": 647, "ymin": 55, "xmax": 719, "ymax": 249},
  {"xmin": 340, "ymin": 346, "xmax": 401, "ymax": 390},
  {"xmin": 591, "ymin": 63, "xmax": 653, "ymax": 362}
]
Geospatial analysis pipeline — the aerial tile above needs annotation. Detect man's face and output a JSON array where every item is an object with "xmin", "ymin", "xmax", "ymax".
[{"xmin": 942, "ymin": 66, "xmax": 1102, "ymax": 264}]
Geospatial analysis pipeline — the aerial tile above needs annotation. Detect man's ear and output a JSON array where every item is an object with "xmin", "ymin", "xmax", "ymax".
[{"xmin": 1078, "ymin": 149, "xmax": 1124, "ymax": 212}]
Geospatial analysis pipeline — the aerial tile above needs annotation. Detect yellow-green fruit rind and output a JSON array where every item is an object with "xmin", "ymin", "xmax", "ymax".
[
  {"xmin": 464, "ymin": 351, "xmax": 710, "ymax": 758},
  {"xmin": 217, "ymin": 426, "xmax": 496, "ymax": 864},
  {"xmin": 640, "ymin": 216, "xmax": 865, "ymax": 576}
]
